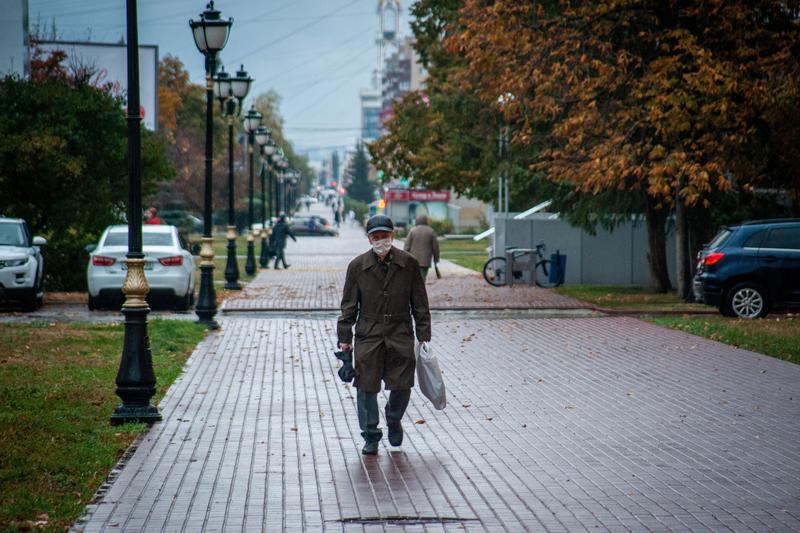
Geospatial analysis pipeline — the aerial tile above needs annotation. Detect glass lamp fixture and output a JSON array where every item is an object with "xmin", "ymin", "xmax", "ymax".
[
  {"xmin": 255, "ymin": 126, "xmax": 270, "ymax": 147},
  {"xmin": 243, "ymin": 106, "xmax": 262, "ymax": 133},
  {"xmin": 231, "ymin": 64, "xmax": 253, "ymax": 99},
  {"xmin": 189, "ymin": 1, "xmax": 232, "ymax": 55}
]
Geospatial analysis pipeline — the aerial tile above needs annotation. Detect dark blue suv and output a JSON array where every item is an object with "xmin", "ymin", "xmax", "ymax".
[{"xmin": 693, "ymin": 219, "xmax": 800, "ymax": 318}]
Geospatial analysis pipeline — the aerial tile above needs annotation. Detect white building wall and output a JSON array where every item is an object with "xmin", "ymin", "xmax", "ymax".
[{"xmin": 0, "ymin": 0, "xmax": 29, "ymax": 78}]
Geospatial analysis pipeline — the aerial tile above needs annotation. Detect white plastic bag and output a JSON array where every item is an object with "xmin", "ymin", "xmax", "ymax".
[{"xmin": 415, "ymin": 341, "xmax": 446, "ymax": 410}]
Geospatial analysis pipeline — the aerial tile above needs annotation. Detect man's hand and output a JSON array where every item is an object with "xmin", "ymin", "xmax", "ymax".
[{"xmin": 338, "ymin": 342, "xmax": 352, "ymax": 351}]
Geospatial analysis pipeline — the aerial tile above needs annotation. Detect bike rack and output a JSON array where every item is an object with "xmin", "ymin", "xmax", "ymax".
[{"xmin": 504, "ymin": 248, "xmax": 537, "ymax": 286}]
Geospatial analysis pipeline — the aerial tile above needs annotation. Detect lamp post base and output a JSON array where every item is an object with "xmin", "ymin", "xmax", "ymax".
[
  {"xmin": 259, "ymin": 234, "xmax": 269, "ymax": 268},
  {"xmin": 111, "ymin": 403, "xmax": 162, "ymax": 426},
  {"xmin": 223, "ymin": 226, "xmax": 242, "ymax": 290},
  {"xmin": 112, "ymin": 263, "xmax": 161, "ymax": 425},
  {"xmin": 245, "ymin": 232, "xmax": 256, "ymax": 276},
  {"xmin": 195, "ymin": 238, "xmax": 219, "ymax": 329}
]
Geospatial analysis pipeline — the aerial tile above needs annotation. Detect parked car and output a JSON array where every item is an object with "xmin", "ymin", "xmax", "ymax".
[
  {"xmin": 693, "ymin": 219, "xmax": 800, "ymax": 318},
  {"xmin": 0, "ymin": 217, "xmax": 46, "ymax": 311},
  {"xmin": 160, "ymin": 210, "xmax": 203, "ymax": 235},
  {"xmin": 290, "ymin": 215, "xmax": 338, "ymax": 236},
  {"xmin": 86, "ymin": 225, "xmax": 195, "ymax": 310}
]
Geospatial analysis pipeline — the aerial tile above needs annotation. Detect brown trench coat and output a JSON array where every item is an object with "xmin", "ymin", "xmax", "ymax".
[
  {"xmin": 337, "ymin": 247, "xmax": 432, "ymax": 392},
  {"xmin": 403, "ymin": 224, "xmax": 440, "ymax": 267}
]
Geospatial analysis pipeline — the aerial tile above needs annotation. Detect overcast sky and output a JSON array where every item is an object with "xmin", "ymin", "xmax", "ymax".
[{"xmin": 28, "ymin": 0, "xmax": 413, "ymax": 163}]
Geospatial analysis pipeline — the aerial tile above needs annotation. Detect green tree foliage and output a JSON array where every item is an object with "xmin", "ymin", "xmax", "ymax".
[
  {"xmin": 373, "ymin": 0, "xmax": 800, "ymax": 292},
  {"xmin": 0, "ymin": 55, "xmax": 173, "ymax": 290},
  {"xmin": 346, "ymin": 143, "xmax": 376, "ymax": 204},
  {"xmin": 252, "ymin": 91, "xmax": 315, "ymax": 198},
  {"xmin": 154, "ymin": 55, "xmax": 225, "ymax": 214}
]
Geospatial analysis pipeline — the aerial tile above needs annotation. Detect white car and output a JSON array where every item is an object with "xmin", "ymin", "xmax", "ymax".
[
  {"xmin": 87, "ymin": 225, "xmax": 195, "ymax": 310},
  {"xmin": 0, "ymin": 217, "xmax": 46, "ymax": 311}
]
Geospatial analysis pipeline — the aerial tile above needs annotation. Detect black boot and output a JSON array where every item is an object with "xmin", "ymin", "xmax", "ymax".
[
  {"xmin": 362, "ymin": 441, "xmax": 379, "ymax": 455},
  {"xmin": 387, "ymin": 420, "xmax": 403, "ymax": 446}
]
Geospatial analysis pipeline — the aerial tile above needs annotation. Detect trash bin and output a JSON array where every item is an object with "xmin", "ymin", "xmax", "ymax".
[{"xmin": 549, "ymin": 251, "xmax": 567, "ymax": 285}]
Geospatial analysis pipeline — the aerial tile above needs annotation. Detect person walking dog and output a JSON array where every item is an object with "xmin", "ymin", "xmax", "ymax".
[
  {"xmin": 403, "ymin": 214, "xmax": 440, "ymax": 280},
  {"xmin": 271, "ymin": 213, "xmax": 296, "ymax": 269},
  {"xmin": 337, "ymin": 215, "xmax": 432, "ymax": 455}
]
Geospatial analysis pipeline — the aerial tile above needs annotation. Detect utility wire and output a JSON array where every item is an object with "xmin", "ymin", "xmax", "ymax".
[{"xmin": 228, "ymin": 0, "xmax": 362, "ymax": 64}]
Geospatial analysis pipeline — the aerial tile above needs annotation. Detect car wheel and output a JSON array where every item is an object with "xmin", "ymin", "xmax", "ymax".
[
  {"xmin": 175, "ymin": 290, "xmax": 192, "ymax": 311},
  {"xmin": 88, "ymin": 295, "xmax": 100, "ymax": 310},
  {"xmin": 21, "ymin": 288, "xmax": 40, "ymax": 312},
  {"xmin": 723, "ymin": 282, "xmax": 769, "ymax": 319}
]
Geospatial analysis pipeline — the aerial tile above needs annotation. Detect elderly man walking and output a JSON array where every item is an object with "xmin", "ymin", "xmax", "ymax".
[
  {"xmin": 403, "ymin": 214, "xmax": 440, "ymax": 280},
  {"xmin": 337, "ymin": 215, "xmax": 432, "ymax": 455}
]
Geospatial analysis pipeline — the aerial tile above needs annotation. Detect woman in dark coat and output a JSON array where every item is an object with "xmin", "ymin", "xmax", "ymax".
[{"xmin": 337, "ymin": 215, "xmax": 431, "ymax": 455}]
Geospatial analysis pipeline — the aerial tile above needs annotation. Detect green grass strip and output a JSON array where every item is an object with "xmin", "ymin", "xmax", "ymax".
[
  {"xmin": 0, "ymin": 320, "xmax": 206, "ymax": 531},
  {"xmin": 648, "ymin": 315, "xmax": 800, "ymax": 365}
]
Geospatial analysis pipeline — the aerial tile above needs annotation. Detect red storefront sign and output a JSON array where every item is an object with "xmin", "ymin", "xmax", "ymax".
[{"xmin": 385, "ymin": 189, "xmax": 450, "ymax": 202}]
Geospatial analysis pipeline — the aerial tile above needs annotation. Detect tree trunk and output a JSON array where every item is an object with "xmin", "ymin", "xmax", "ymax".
[
  {"xmin": 644, "ymin": 194, "xmax": 672, "ymax": 293},
  {"xmin": 675, "ymin": 195, "xmax": 691, "ymax": 300}
]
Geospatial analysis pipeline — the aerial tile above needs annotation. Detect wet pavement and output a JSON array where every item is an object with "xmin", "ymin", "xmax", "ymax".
[{"xmin": 72, "ymin": 204, "xmax": 800, "ymax": 532}]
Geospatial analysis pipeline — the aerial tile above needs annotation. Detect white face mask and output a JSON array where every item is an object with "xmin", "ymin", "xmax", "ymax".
[{"xmin": 371, "ymin": 237, "xmax": 393, "ymax": 255}]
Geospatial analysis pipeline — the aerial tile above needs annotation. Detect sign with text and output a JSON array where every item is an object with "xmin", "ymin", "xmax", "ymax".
[{"xmin": 386, "ymin": 189, "xmax": 450, "ymax": 202}]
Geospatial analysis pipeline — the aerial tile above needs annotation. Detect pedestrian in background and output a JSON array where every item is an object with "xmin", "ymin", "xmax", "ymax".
[
  {"xmin": 144, "ymin": 207, "xmax": 162, "ymax": 225},
  {"xmin": 271, "ymin": 213, "xmax": 296, "ymax": 269},
  {"xmin": 337, "ymin": 215, "xmax": 431, "ymax": 455},
  {"xmin": 403, "ymin": 214, "xmax": 440, "ymax": 280}
]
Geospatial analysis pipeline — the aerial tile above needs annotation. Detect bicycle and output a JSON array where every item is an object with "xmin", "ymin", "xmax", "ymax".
[{"xmin": 482, "ymin": 242, "xmax": 564, "ymax": 288}]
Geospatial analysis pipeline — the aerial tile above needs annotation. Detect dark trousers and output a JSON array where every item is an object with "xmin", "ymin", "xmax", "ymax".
[
  {"xmin": 273, "ymin": 246, "xmax": 288, "ymax": 268},
  {"xmin": 357, "ymin": 389, "xmax": 411, "ymax": 443},
  {"xmin": 420, "ymin": 267, "xmax": 429, "ymax": 280}
]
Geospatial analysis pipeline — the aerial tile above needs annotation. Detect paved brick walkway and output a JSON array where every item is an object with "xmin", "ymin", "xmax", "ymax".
[
  {"xmin": 76, "ymin": 316, "xmax": 800, "ymax": 532},
  {"xmin": 75, "ymin": 205, "xmax": 800, "ymax": 532},
  {"xmin": 222, "ymin": 216, "xmax": 587, "ymax": 313},
  {"xmin": 222, "ymin": 269, "xmax": 587, "ymax": 312}
]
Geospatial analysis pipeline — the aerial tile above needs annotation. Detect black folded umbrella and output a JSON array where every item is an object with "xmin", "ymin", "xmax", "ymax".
[{"xmin": 334, "ymin": 348, "xmax": 355, "ymax": 382}]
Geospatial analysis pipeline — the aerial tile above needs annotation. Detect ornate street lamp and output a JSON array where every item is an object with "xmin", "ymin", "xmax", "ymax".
[
  {"xmin": 112, "ymin": 0, "xmax": 160, "ymax": 425},
  {"xmin": 213, "ymin": 63, "xmax": 252, "ymax": 290},
  {"xmin": 242, "ymin": 106, "xmax": 262, "ymax": 276},
  {"xmin": 255, "ymin": 127, "xmax": 272, "ymax": 268},
  {"xmin": 289, "ymin": 172, "xmax": 299, "ymax": 215},
  {"xmin": 190, "ymin": 1, "xmax": 232, "ymax": 328}
]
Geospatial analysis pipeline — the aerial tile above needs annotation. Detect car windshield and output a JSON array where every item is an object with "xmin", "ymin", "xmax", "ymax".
[
  {"xmin": 103, "ymin": 231, "xmax": 174, "ymax": 247},
  {"xmin": 707, "ymin": 229, "xmax": 732, "ymax": 250},
  {"xmin": 0, "ymin": 222, "xmax": 26, "ymax": 246}
]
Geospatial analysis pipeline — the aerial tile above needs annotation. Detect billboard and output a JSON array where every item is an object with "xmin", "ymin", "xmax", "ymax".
[{"xmin": 36, "ymin": 40, "xmax": 159, "ymax": 131}]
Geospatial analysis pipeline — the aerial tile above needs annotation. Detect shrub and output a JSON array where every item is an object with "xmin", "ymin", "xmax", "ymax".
[
  {"xmin": 428, "ymin": 218, "xmax": 454, "ymax": 235},
  {"xmin": 343, "ymin": 196, "xmax": 369, "ymax": 226}
]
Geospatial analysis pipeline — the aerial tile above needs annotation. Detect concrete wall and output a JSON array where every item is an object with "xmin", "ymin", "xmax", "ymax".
[{"xmin": 491, "ymin": 215, "xmax": 676, "ymax": 286}]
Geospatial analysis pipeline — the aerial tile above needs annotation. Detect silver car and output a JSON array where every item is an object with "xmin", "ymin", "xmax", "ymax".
[{"xmin": 87, "ymin": 225, "xmax": 195, "ymax": 310}]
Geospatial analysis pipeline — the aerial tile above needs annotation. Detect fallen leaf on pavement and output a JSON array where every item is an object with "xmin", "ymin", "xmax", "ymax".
[{"xmin": 415, "ymin": 419, "xmax": 426, "ymax": 424}]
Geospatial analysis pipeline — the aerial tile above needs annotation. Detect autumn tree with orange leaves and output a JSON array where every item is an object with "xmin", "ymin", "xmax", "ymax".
[
  {"xmin": 447, "ymin": 0, "xmax": 800, "ymax": 291},
  {"xmin": 374, "ymin": 0, "xmax": 800, "ymax": 293}
]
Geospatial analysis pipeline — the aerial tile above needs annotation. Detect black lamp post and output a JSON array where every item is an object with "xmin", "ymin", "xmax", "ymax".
[
  {"xmin": 213, "ymin": 64, "xmax": 252, "ymax": 290},
  {"xmin": 242, "ymin": 106, "xmax": 262, "ymax": 276},
  {"xmin": 289, "ymin": 172, "xmax": 299, "ymax": 215},
  {"xmin": 271, "ymin": 148, "xmax": 282, "ymax": 220},
  {"xmin": 275, "ymin": 153, "xmax": 287, "ymax": 214},
  {"xmin": 190, "ymin": 1, "xmax": 232, "ymax": 329},
  {"xmin": 111, "ymin": 0, "xmax": 160, "ymax": 425},
  {"xmin": 255, "ymin": 127, "xmax": 272, "ymax": 268}
]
